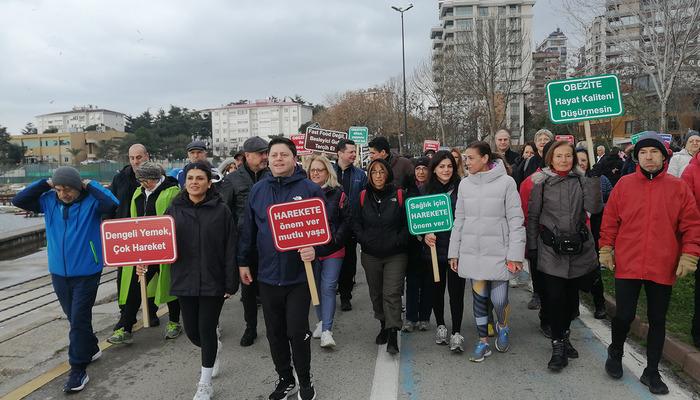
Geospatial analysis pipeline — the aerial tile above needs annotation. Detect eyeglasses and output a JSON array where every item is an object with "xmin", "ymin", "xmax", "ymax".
[
  {"xmin": 309, "ymin": 168, "xmax": 327, "ymax": 174},
  {"xmin": 370, "ymin": 170, "xmax": 387, "ymax": 176},
  {"xmin": 138, "ymin": 179, "xmax": 152, "ymax": 184}
]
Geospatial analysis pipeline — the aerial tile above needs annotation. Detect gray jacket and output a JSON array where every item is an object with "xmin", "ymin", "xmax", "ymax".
[
  {"xmin": 448, "ymin": 160, "xmax": 525, "ymax": 281},
  {"xmin": 526, "ymin": 167, "xmax": 603, "ymax": 279}
]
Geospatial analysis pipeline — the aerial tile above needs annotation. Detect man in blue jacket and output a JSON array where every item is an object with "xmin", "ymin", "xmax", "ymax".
[
  {"xmin": 12, "ymin": 166, "xmax": 119, "ymax": 393},
  {"xmin": 238, "ymin": 137, "xmax": 321, "ymax": 400},
  {"xmin": 334, "ymin": 138, "xmax": 367, "ymax": 311}
]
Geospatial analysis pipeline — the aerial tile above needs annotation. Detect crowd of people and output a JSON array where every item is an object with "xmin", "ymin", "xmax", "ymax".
[{"xmin": 11, "ymin": 127, "xmax": 700, "ymax": 399}]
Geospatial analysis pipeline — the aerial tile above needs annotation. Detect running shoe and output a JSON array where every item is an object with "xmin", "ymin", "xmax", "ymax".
[
  {"xmin": 320, "ymin": 331, "xmax": 336, "ymax": 348},
  {"xmin": 165, "ymin": 321, "xmax": 183, "ymax": 339},
  {"xmin": 312, "ymin": 321, "xmax": 322, "ymax": 339},
  {"xmin": 63, "ymin": 368, "xmax": 89, "ymax": 393},
  {"xmin": 469, "ymin": 341, "xmax": 492, "ymax": 362},
  {"xmin": 495, "ymin": 325, "xmax": 510, "ymax": 353},
  {"xmin": 269, "ymin": 376, "xmax": 297, "ymax": 400},
  {"xmin": 193, "ymin": 382, "xmax": 213, "ymax": 400},
  {"xmin": 449, "ymin": 333, "xmax": 465, "ymax": 353},
  {"xmin": 435, "ymin": 325, "xmax": 448, "ymax": 345},
  {"xmin": 298, "ymin": 381, "xmax": 316, "ymax": 400},
  {"xmin": 107, "ymin": 328, "xmax": 133, "ymax": 345}
]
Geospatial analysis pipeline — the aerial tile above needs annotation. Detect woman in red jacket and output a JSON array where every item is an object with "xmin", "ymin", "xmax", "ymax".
[{"xmin": 600, "ymin": 132, "xmax": 700, "ymax": 395}]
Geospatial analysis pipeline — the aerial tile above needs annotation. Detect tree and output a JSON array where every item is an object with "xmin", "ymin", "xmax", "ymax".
[
  {"xmin": 0, "ymin": 125, "xmax": 25, "ymax": 164},
  {"xmin": 95, "ymin": 139, "xmax": 119, "ymax": 160},
  {"xmin": 66, "ymin": 148, "xmax": 83, "ymax": 166},
  {"xmin": 447, "ymin": 14, "xmax": 533, "ymax": 145},
  {"xmin": 21, "ymin": 122, "xmax": 37, "ymax": 135},
  {"xmin": 562, "ymin": 0, "xmax": 700, "ymax": 132},
  {"xmin": 84, "ymin": 124, "xmax": 99, "ymax": 132}
]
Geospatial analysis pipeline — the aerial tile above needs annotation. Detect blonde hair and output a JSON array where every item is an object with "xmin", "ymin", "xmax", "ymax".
[
  {"xmin": 303, "ymin": 154, "xmax": 340, "ymax": 189},
  {"xmin": 450, "ymin": 147, "xmax": 465, "ymax": 177}
]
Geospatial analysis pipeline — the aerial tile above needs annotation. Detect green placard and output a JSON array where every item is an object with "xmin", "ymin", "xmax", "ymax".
[
  {"xmin": 547, "ymin": 74, "xmax": 624, "ymax": 124},
  {"xmin": 348, "ymin": 126, "xmax": 368, "ymax": 145},
  {"xmin": 405, "ymin": 193, "xmax": 453, "ymax": 235}
]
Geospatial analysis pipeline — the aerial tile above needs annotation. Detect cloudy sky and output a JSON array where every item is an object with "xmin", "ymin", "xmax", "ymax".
[{"xmin": 0, "ymin": 0, "xmax": 567, "ymax": 133}]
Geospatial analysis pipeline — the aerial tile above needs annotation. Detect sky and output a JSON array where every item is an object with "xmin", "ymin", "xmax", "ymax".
[{"xmin": 0, "ymin": 0, "xmax": 568, "ymax": 134}]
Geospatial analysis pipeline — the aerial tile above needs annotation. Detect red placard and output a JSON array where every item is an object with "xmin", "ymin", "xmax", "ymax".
[
  {"xmin": 555, "ymin": 135, "xmax": 575, "ymax": 144},
  {"xmin": 100, "ymin": 216, "xmax": 178, "ymax": 267},
  {"xmin": 291, "ymin": 134, "xmax": 312, "ymax": 156},
  {"xmin": 267, "ymin": 198, "xmax": 331, "ymax": 251},
  {"xmin": 423, "ymin": 140, "xmax": 440, "ymax": 152}
]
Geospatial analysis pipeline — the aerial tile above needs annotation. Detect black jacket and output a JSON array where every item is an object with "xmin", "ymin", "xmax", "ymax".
[
  {"xmin": 109, "ymin": 165, "xmax": 139, "ymax": 219},
  {"xmin": 419, "ymin": 180, "xmax": 459, "ymax": 263},
  {"xmin": 220, "ymin": 162, "xmax": 269, "ymax": 231},
  {"xmin": 514, "ymin": 154, "xmax": 544, "ymax": 188},
  {"xmin": 592, "ymin": 154, "xmax": 624, "ymax": 186},
  {"xmin": 503, "ymin": 148, "xmax": 521, "ymax": 167},
  {"xmin": 166, "ymin": 190, "xmax": 238, "ymax": 297},
  {"xmin": 352, "ymin": 168, "xmax": 409, "ymax": 258},
  {"xmin": 316, "ymin": 186, "xmax": 350, "ymax": 258}
]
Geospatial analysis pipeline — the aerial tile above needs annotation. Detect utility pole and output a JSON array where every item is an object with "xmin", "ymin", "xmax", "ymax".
[{"xmin": 392, "ymin": 3, "xmax": 413, "ymax": 154}]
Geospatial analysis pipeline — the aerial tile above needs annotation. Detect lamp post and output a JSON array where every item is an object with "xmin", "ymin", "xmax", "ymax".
[{"xmin": 391, "ymin": 3, "xmax": 413, "ymax": 155}]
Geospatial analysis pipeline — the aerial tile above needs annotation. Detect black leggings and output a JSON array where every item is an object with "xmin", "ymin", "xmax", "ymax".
[
  {"xmin": 611, "ymin": 279, "xmax": 672, "ymax": 372},
  {"xmin": 115, "ymin": 267, "xmax": 180, "ymax": 332},
  {"xmin": 432, "ymin": 261, "xmax": 466, "ymax": 334},
  {"xmin": 527, "ymin": 252, "xmax": 549, "ymax": 325},
  {"xmin": 542, "ymin": 273, "xmax": 581, "ymax": 340},
  {"xmin": 179, "ymin": 296, "xmax": 225, "ymax": 368}
]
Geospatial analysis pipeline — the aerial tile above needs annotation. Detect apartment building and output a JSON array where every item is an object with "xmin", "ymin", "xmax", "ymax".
[{"xmin": 36, "ymin": 106, "xmax": 126, "ymax": 133}]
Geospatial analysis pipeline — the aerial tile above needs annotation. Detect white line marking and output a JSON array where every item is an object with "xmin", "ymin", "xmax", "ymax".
[{"xmin": 369, "ymin": 336, "xmax": 401, "ymax": 400}]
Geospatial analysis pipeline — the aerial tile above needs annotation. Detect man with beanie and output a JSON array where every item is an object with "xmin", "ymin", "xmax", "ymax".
[
  {"xmin": 600, "ymin": 131, "xmax": 700, "ymax": 395},
  {"xmin": 222, "ymin": 135, "xmax": 269, "ymax": 347},
  {"xmin": 108, "ymin": 162, "xmax": 182, "ymax": 345},
  {"xmin": 238, "ymin": 137, "xmax": 321, "ymax": 400},
  {"xmin": 367, "ymin": 136, "xmax": 413, "ymax": 189},
  {"xmin": 334, "ymin": 138, "xmax": 367, "ymax": 311},
  {"xmin": 669, "ymin": 130, "xmax": 700, "ymax": 177},
  {"xmin": 12, "ymin": 167, "xmax": 119, "ymax": 393}
]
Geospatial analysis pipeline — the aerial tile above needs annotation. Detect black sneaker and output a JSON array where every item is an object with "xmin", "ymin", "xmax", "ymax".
[
  {"xmin": 594, "ymin": 307, "xmax": 607, "ymax": 320},
  {"xmin": 269, "ymin": 376, "xmax": 297, "ymax": 400},
  {"xmin": 605, "ymin": 344, "xmax": 623, "ymax": 379},
  {"xmin": 63, "ymin": 368, "xmax": 89, "ymax": 393},
  {"xmin": 240, "ymin": 327, "xmax": 257, "ymax": 347},
  {"xmin": 297, "ymin": 382, "xmax": 316, "ymax": 400},
  {"xmin": 375, "ymin": 328, "xmax": 388, "ymax": 345},
  {"xmin": 640, "ymin": 368, "xmax": 669, "ymax": 395},
  {"xmin": 341, "ymin": 299, "xmax": 352, "ymax": 311},
  {"xmin": 563, "ymin": 331, "xmax": 579, "ymax": 359}
]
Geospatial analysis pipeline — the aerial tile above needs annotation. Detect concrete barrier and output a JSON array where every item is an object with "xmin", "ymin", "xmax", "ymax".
[{"xmin": 0, "ymin": 225, "xmax": 46, "ymax": 260}]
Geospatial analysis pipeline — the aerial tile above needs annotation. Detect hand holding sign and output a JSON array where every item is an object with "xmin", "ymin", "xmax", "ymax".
[
  {"xmin": 267, "ymin": 198, "xmax": 331, "ymax": 306},
  {"xmin": 406, "ymin": 194, "xmax": 454, "ymax": 282}
]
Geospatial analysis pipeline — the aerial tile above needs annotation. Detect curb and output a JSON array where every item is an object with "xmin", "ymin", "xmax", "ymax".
[{"xmin": 602, "ymin": 293, "xmax": 700, "ymax": 382}]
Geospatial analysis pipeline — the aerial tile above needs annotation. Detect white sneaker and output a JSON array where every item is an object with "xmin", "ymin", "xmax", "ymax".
[
  {"xmin": 449, "ymin": 333, "xmax": 465, "ymax": 353},
  {"xmin": 312, "ymin": 321, "xmax": 322, "ymax": 339},
  {"xmin": 212, "ymin": 340, "xmax": 222, "ymax": 378},
  {"xmin": 193, "ymin": 382, "xmax": 213, "ymax": 400},
  {"xmin": 320, "ymin": 331, "xmax": 336, "ymax": 348},
  {"xmin": 91, "ymin": 349, "xmax": 102, "ymax": 362},
  {"xmin": 435, "ymin": 325, "xmax": 448, "ymax": 345}
]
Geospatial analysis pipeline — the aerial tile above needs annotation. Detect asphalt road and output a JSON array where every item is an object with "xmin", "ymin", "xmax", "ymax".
[{"xmin": 22, "ymin": 268, "xmax": 700, "ymax": 400}]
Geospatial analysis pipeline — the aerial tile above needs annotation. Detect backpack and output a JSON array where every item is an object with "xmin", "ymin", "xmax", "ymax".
[{"xmin": 359, "ymin": 189, "xmax": 404, "ymax": 207}]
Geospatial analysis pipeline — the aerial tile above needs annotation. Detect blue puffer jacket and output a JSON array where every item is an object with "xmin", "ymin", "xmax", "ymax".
[
  {"xmin": 238, "ymin": 166, "xmax": 325, "ymax": 286},
  {"xmin": 12, "ymin": 179, "xmax": 119, "ymax": 277}
]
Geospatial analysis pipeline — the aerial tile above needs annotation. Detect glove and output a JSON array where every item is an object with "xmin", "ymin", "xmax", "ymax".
[
  {"xmin": 599, "ymin": 246, "xmax": 615, "ymax": 271},
  {"xmin": 676, "ymin": 253, "xmax": 699, "ymax": 278}
]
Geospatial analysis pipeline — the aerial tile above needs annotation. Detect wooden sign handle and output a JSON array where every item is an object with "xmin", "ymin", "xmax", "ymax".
[
  {"xmin": 304, "ymin": 261, "xmax": 320, "ymax": 306},
  {"xmin": 430, "ymin": 246, "xmax": 440, "ymax": 283},
  {"xmin": 139, "ymin": 273, "xmax": 150, "ymax": 328},
  {"xmin": 584, "ymin": 120, "xmax": 596, "ymax": 167}
]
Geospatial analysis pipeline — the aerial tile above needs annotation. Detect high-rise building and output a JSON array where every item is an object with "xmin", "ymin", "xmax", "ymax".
[
  {"xmin": 35, "ymin": 106, "xmax": 126, "ymax": 133},
  {"xmin": 430, "ymin": 0, "xmax": 535, "ymax": 141},
  {"xmin": 528, "ymin": 28, "xmax": 568, "ymax": 116},
  {"xmin": 206, "ymin": 100, "xmax": 313, "ymax": 157}
]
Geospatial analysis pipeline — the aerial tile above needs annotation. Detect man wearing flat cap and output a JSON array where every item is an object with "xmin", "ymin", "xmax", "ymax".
[
  {"xmin": 222, "ymin": 136, "xmax": 269, "ymax": 347},
  {"xmin": 171, "ymin": 140, "xmax": 223, "ymax": 188},
  {"xmin": 12, "ymin": 166, "xmax": 119, "ymax": 393}
]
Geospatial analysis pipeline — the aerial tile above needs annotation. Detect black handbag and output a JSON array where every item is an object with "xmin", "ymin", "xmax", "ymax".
[{"xmin": 538, "ymin": 176, "xmax": 589, "ymax": 256}]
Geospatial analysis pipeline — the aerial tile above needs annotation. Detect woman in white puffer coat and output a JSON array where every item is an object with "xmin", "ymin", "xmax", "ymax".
[{"xmin": 448, "ymin": 141, "xmax": 526, "ymax": 363}]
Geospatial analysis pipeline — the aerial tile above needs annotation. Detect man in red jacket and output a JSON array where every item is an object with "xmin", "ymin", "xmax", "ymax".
[{"xmin": 599, "ymin": 132, "xmax": 700, "ymax": 395}]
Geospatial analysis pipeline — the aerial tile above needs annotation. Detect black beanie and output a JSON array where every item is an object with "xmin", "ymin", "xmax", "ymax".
[
  {"xmin": 414, "ymin": 157, "xmax": 430, "ymax": 169},
  {"xmin": 634, "ymin": 131, "xmax": 669, "ymax": 160}
]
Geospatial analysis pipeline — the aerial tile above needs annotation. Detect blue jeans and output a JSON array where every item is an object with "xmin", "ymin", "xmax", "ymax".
[
  {"xmin": 51, "ymin": 273, "xmax": 101, "ymax": 370},
  {"xmin": 314, "ymin": 258, "xmax": 342, "ymax": 331}
]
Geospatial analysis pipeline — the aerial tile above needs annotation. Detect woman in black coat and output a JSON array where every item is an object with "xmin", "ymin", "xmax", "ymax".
[{"xmin": 164, "ymin": 162, "xmax": 237, "ymax": 399}]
